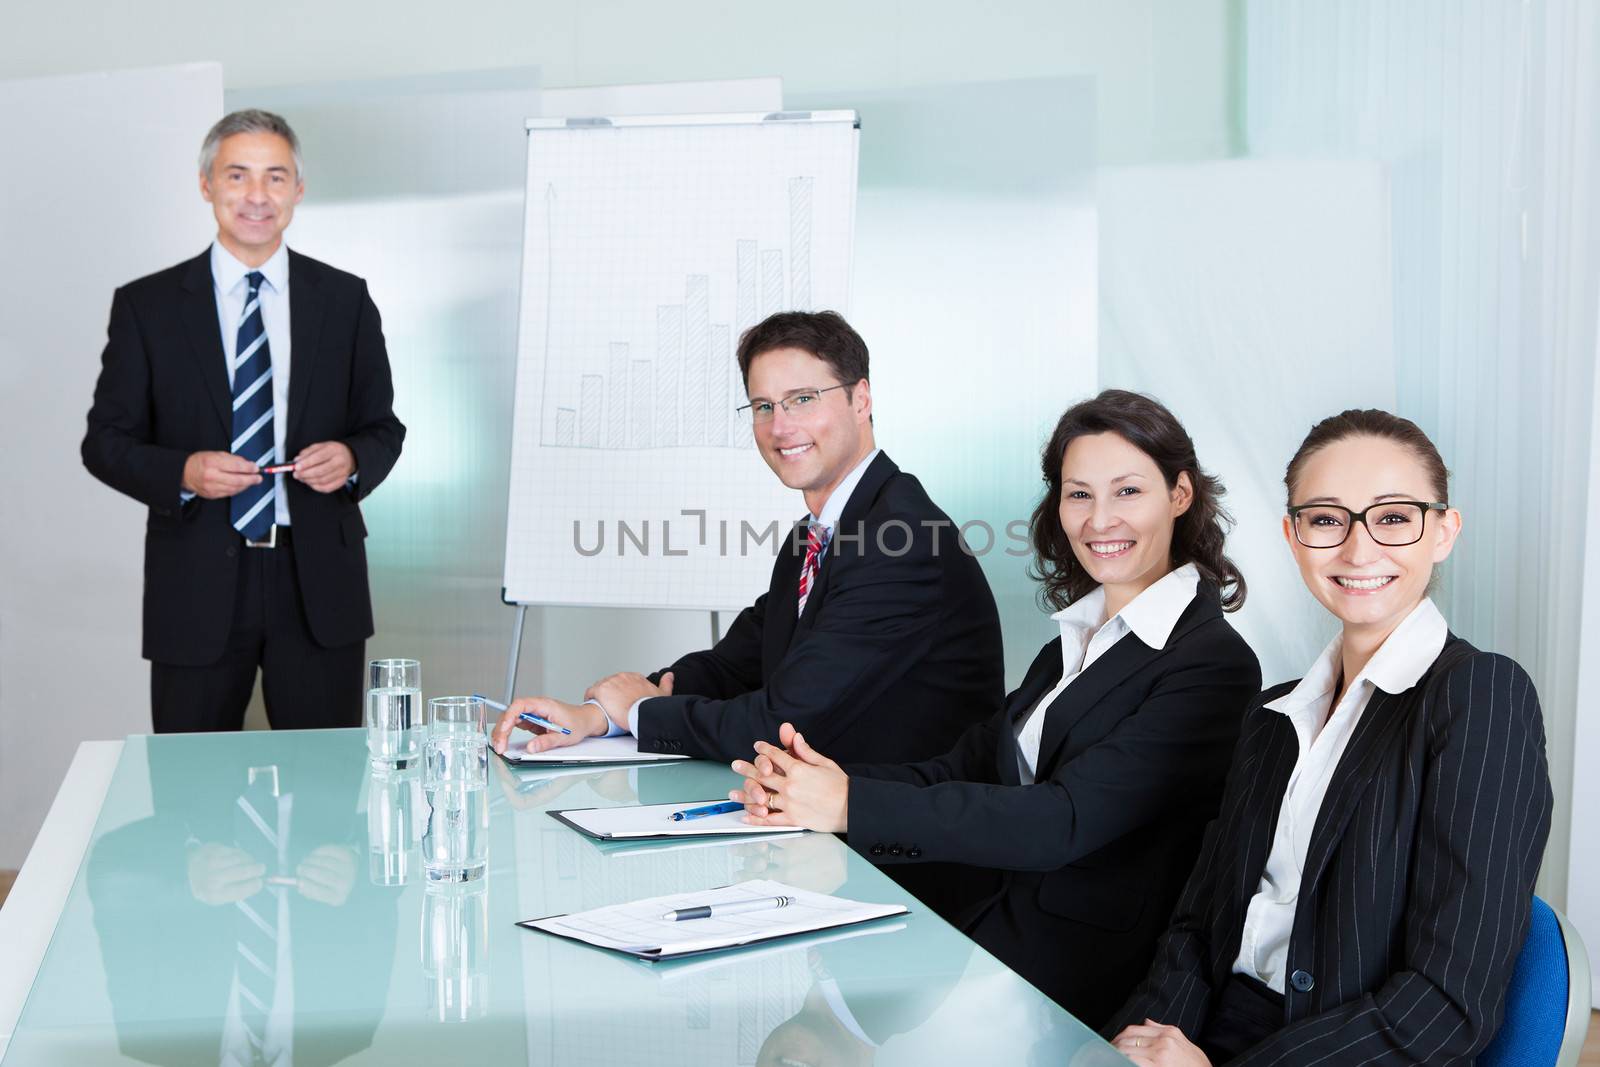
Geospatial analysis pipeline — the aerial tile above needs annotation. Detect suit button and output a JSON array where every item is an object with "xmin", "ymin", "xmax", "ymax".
[
  {"xmin": 888, "ymin": 844, "xmax": 903, "ymax": 857},
  {"xmin": 869, "ymin": 844, "xmax": 885, "ymax": 857},
  {"xmin": 1290, "ymin": 970, "xmax": 1315, "ymax": 993},
  {"xmin": 225, "ymin": 545, "xmax": 237, "ymax": 558},
  {"xmin": 907, "ymin": 846, "xmax": 922, "ymax": 858}
]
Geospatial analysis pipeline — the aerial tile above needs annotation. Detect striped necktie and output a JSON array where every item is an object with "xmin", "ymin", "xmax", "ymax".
[
  {"xmin": 230, "ymin": 271, "xmax": 277, "ymax": 542},
  {"xmin": 796, "ymin": 523, "xmax": 830, "ymax": 617},
  {"xmin": 233, "ymin": 772, "xmax": 288, "ymax": 1064}
]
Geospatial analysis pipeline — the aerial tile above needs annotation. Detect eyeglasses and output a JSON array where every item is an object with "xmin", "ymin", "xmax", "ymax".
[
  {"xmin": 736, "ymin": 384, "xmax": 851, "ymax": 425},
  {"xmin": 1287, "ymin": 501, "xmax": 1447, "ymax": 549}
]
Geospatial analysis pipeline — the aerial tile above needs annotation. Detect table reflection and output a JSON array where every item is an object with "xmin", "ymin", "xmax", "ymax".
[
  {"xmin": 85, "ymin": 733, "xmax": 399, "ymax": 1066},
  {"xmin": 421, "ymin": 879, "xmax": 490, "ymax": 1022}
]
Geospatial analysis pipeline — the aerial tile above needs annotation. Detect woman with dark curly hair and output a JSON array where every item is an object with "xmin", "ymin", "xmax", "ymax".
[{"xmin": 730, "ymin": 389, "xmax": 1263, "ymax": 1026}]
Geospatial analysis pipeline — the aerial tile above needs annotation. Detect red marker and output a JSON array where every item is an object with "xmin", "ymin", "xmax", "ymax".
[{"xmin": 262, "ymin": 463, "xmax": 298, "ymax": 475}]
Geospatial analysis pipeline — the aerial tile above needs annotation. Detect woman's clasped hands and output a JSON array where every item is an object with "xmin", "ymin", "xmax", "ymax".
[{"xmin": 730, "ymin": 722, "xmax": 850, "ymax": 834}]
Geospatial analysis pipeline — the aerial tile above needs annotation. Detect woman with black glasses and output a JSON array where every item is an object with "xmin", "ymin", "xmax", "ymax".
[
  {"xmin": 729, "ymin": 389, "xmax": 1262, "ymax": 1027},
  {"xmin": 1106, "ymin": 409, "xmax": 1553, "ymax": 1066}
]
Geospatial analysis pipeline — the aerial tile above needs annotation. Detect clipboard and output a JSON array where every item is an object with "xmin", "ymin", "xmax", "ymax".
[
  {"xmin": 548, "ymin": 802, "xmax": 808, "ymax": 841},
  {"xmin": 517, "ymin": 879, "xmax": 908, "ymax": 962}
]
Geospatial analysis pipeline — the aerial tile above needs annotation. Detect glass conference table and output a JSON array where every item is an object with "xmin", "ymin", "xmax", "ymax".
[{"xmin": 4, "ymin": 729, "xmax": 1128, "ymax": 1066}]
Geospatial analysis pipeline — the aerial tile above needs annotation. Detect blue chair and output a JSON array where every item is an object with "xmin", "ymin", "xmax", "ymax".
[{"xmin": 1479, "ymin": 896, "xmax": 1592, "ymax": 1067}]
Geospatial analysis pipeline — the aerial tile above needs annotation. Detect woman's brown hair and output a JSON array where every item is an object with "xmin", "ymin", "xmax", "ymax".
[{"xmin": 1028, "ymin": 390, "xmax": 1246, "ymax": 612}]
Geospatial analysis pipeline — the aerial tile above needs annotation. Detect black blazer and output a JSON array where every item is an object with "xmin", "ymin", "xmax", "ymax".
[
  {"xmin": 1109, "ymin": 638, "xmax": 1554, "ymax": 1065},
  {"xmin": 82, "ymin": 249, "xmax": 405, "ymax": 664},
  {"xmin": 635, "ymin": 452, "xmax": 1005, "ymax": 765},
  {"xmin": 846, "ymin": 584, "xmax": 1261, "ymax": 1027}
]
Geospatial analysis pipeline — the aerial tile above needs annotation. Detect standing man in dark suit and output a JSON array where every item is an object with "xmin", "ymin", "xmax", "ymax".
[
  {"xmin": 83, "ymin": 109, "xmax": 405, "ymax": 732},
  {"xmin": 489, "ymin": 310, "xmax": 1004, "ymax": 766}
]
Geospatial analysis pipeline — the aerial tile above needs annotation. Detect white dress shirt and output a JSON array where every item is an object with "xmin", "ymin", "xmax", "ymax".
[
  {"xmin": 1013, "ymin": 562, "xmax": 1200, "ymax": 781},
  {"xmin": 614, "ymin": 448, "xmax": 883, "ymax": 737},
  {"xmin": 210, "ymin": 241, "xmax": 295, "ymax": 526},
  {"xmin": 1231, "ymin": 596, "xmax": 1448, "ymax": 992}
]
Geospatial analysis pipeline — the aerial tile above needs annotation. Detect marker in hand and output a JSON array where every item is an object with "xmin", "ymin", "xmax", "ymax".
[
  {"xmin": 261, "ymin": 463, "xmax": 298, "ymax": 475},
  {"xmin": 474, "ymin": 693, "xmax": 573, "ymax": 736}
]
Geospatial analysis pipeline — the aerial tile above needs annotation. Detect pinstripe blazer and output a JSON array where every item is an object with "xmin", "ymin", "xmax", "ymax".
[{"xmin": 1108, "ymin": 636, "xmax": 1553, "ymax": 1065}]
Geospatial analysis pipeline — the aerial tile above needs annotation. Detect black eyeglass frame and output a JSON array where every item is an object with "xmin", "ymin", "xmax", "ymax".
[
  {"xmin": 1286, "ymin": 500, "xmax": 1448, "ymax": 549},
  {"xmin": 735, "ymin": 383, "xmax": 854, "ymax": 423}
]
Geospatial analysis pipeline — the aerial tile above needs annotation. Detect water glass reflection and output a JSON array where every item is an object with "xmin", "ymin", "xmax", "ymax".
[
  {"xmin": 365, "ymin": 764, "xmax": 421, "ymax": 886},
  {"xmin": 422, "ymin": 696, "xmax": 489, "ymax": 883},
  {"xmin": 366, "ymin": 658, "xmax": 422, "ymax": 768},
  {"xmin": 421, "ymin": 880, "xmax": 490, "ymax": 1022}
]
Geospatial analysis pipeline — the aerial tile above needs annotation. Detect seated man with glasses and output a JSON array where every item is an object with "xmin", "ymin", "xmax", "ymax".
[{"xmin": 491, "ymin": 310, "xmax": 1003, "ymax": 775}]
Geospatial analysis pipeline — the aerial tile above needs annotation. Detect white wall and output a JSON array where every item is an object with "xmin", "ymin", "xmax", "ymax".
[
  {"xmin": 0, "ymin": 63, "xmax": 223, "ymax": 868},
  {"xmin": 0, "ymin": 0, "xmax": 1235, "ymax": 166}
]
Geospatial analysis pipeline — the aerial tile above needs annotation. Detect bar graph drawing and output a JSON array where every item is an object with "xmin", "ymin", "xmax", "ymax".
[
  {"xmin": 538, "ymin": 175, "xmax": 822, "ymax": 450},
  {"xmin": 504, "ymin": 111, "xmax": 860, "ymax": 610}
]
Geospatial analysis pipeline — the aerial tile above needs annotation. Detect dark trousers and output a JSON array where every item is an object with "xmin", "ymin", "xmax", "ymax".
[
  {"xmin": 150, "ymin": 532, "xmax": 364, "ymax": 732},
  {"xmin": 1198, "ymin": 973, "xmax": 1286, "ymax": 1063}
]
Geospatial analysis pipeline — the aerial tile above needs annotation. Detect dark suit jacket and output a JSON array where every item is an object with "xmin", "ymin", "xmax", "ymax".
[
  {"xmin": 846, "ymin": 584, "xmax": 1261, "ymax": 1027},
  {"xmin": 634, "ymin": 451, "xmax": 1004, "ymax": 765},
  {"xmin": 1108, "ymin": 638, "xmax": 1554, "ymax": 1065},
  {"xmin": 82, "ymin": 248, "xmax": 404, "ymax": 665}
]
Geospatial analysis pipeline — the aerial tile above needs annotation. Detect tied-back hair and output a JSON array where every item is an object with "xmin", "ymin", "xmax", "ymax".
[
  {"xmin": 1027, "ymin": 390, "xmax": 1246, "ymax": 612},
  {"xmin": 1284, "ymin": 408, "xmax": 1451, "ymax": 504}
]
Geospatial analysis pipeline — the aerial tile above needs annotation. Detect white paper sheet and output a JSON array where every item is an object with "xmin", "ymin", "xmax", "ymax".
[{"xmin": 498, "ymin": 734, "xmax": 691, "ymax": 766}]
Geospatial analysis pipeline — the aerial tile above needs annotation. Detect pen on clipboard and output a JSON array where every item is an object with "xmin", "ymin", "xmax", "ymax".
[
  {"xmin": 474, "ymin": 693, "xmax": 574, "ymax": 736},
  {"xmin": 660, "ymin": 895, "xmax": 793, "ymax": 922},
  {"xmin": 670, "ymin": 801, "xmax": 745, "ymax": 821}
]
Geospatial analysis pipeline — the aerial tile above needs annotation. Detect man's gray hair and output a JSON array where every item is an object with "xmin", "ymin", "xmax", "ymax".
[{"xmin": 198, "ymin": 109, "xmax": 304, "ymax": 180}]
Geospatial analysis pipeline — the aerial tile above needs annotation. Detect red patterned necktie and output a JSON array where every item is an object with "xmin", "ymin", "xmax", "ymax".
[{"xmin": 796, "ymin": 523, "xmax": 830, "ymax": 617}]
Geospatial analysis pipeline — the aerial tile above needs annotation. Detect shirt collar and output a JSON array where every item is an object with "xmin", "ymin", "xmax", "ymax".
[
  {"xmin": 1050, "ymin": 561, "xmax": 1201, "ymax": 649},
  {"xmin": 1266, "ymin": 597, "xmax": 1449, "ymax": 715},
  {"xmin": 210, "ymin": 240, "xmax": 289, "ymax": 296},
  {"xmin": 808, "ymin": 448, "xmax": 880, "ymax": 532}
]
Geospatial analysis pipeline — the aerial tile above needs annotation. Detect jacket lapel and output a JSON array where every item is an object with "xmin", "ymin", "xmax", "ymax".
[
  {"xmin": 1296, "ymin": 686, "xmax": 1415, "ymax": 898},
  {"xmin": 794, "ymin": 452, "xmax": 899, "ymax": 633},
  {"xmin": 1032, "ymin": 633, "xmax": 1159, "ymax": 775},
  {"xmin": 285, "ymin": 251, "xmax": 324, "ymax": 450},
  {"xmin": 178, "ymin": 251, "xmax": 232, "ymax": 435},
  {"xmin": 1233, "ymin": 715, "xmax": 1298, "ymax": 913},
  {"xmin": 763, "ymin": 520, "xmax": 807, "ymax": 670},
  {"xmin": 1032, "ymin": 590, "xmax": 1223, "ymax": 777},
  {"xmin": 997, "ymin": 641, "xmax": 1065, "ymax": 786}
]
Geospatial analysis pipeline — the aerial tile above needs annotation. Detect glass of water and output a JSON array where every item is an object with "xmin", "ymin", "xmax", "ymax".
[
  {"xmin": 422, "ymin": 696, "xmax": 489, "ymax": 884},
  {"xmin": 367, "ymin": 659, "xmax": 422, "ymax": 768}
]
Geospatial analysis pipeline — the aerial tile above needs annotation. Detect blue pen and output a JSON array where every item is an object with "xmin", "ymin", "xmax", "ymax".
[
  {"xmin": 473, "ymin": 693, "xmax": 574, "ymax": 736},
  {"xmin": 670, "ymin": 800, "xmax": 746, "ymax": 822}
]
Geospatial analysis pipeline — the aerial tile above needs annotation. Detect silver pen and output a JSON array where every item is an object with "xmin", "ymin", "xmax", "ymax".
[{"xmin": 660, "ymin": 895, "xmax": 793, "ymax": 922}]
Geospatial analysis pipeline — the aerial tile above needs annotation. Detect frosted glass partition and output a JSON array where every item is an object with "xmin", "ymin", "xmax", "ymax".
[
  {"xmin": 1098, "ymin": 160, "xmax": 1395, "ymax": 685},
  {"xmin": 231, "ymin": 68, "xmax": 544, "ymax": 199},
  {"xmin": 795, "ymin": 78, "xmax": 1098, "ymax": 686}
]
